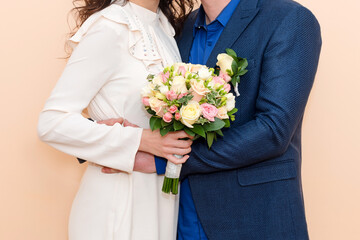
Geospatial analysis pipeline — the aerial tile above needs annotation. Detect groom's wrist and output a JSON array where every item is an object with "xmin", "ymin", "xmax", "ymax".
[{"xmin": 155, "ymin": 156, "xmax": 167, "ymax": 175}]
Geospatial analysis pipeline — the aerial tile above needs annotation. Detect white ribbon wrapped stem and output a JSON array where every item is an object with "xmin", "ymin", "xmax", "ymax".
[
  {"xmin": 165, "ymin": 154, "xmax": 183, "ymax": 178},
  {"xmin": 234, "ymin": 82, "xmax": 240, "ymax": 97}
]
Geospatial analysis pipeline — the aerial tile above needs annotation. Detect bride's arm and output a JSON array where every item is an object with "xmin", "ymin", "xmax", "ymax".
[
  {"xmin": 37, "ymin": 20, "xmax": 143, "ymax": 172},
  {"xmin": 38, "ymin": 20, "xmax": 191, "ymax": 172}
]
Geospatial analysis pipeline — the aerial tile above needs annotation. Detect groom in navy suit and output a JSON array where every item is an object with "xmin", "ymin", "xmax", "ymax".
[{"xmin": 99, "ymin": 0, "xmax": 321, "ymax": 238}]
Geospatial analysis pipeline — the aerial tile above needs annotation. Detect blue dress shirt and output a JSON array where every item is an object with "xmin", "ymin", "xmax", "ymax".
[{"xmin": 155, "ymin": 1, "xmax": 240, "ymax": 239}]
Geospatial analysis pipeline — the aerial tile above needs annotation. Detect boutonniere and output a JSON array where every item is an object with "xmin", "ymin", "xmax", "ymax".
[{"xmin": 216, "ymin": 48, "xmax": 248, "ymax": 96}]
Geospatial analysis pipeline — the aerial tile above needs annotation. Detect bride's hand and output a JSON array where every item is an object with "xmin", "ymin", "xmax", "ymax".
[
  {"xmin": 97, "ymin": 117, "xmax": 193, "ymax": 164},
  {"xmin": 139, "ymin": 130, "xmax": 193, "ymax": 165}
]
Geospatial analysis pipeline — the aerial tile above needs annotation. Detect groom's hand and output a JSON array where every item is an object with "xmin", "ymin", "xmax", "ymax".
[
  {"xmin": 97, "ymin": 118, "xmax": 156, "ymax": 174},
  {"xmin": 101, "ymin": 151, "xmax": 156, "ymax": 174}
]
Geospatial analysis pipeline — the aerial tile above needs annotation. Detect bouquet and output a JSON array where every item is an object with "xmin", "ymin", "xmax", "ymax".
[{"xmin": 141, "ymin": 49, "xmax": 248, "ymax": 194}]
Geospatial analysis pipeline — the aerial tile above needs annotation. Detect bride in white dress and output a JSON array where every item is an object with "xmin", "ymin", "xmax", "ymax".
[{"xmin": 37, "ymin": 0, "xmax": 194, "ymax": 239}]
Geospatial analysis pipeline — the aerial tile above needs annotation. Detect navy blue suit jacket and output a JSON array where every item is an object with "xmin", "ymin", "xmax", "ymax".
[{"xmin": 176, "ymin": 0, "xmax": 321, "ymax": 239}]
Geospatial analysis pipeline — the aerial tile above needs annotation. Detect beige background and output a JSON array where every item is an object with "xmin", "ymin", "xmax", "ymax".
[{"xmin": 1, "ymin": 0, "xmax": 359, "ymax": 239}]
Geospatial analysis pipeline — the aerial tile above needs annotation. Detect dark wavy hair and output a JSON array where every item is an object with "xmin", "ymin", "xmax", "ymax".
[{"xmin": 70, "ymin": 0, "xmax": 195, "ymax": 37}]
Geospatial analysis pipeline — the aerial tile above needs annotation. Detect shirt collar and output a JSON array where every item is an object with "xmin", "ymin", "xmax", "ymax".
[{"xmin": 193, "ymin": 0, "xmax": 241, "ymax": 32}]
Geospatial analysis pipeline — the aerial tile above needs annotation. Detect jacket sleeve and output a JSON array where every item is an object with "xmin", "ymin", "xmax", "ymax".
[
  {"xmin": 37, "ymin": 19, "xmax": 143, "ymax": 172},
  {"xmin": 180, "ymin": 7, "xmax": 322, "ymax": 179}
]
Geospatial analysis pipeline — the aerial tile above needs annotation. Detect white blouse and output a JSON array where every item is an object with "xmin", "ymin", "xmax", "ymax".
[{"xmin": 38, "ymin": 1, "xmax": 181, "ymax": 239}]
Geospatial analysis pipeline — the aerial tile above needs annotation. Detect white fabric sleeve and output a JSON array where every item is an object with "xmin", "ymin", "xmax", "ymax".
[{"xmin": 37, "ymin": 19, "xmax": 143, "ymax": 172}]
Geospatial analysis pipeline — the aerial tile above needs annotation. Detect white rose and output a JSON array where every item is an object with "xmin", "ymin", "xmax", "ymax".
[
  {"xmin": 191, "ymin": 79, "xmax": 210, "ymax": 95},
  {"xmin": 225, "ymin": 93, "xmax": 236, "ymax": 111},
  {"xmin": 217, "ymin": 106, "xmax": 229, "ymax": 119},
  {"xmin": 149, "ymin": 97, "xmax": 167, "ymax": 117},
  {"xmin": 159, "ymin": 85, "xmax": 169, "ymax": 95},
  {"xmin": 141, "ymin": 83, "xmax": 155, "ymax": 97},
  {"xmin": 189, "ymin": 64, "xmax": 203, "ymax": 73},
  {"xmin": 171, "ymin": 76, "xmax": 188, "ymax": 94},
  {"xmin": 198, "ymin": 67, "xmax": 212, "ymax": 80},
  {"xmin": 180, "ymin": 101, "xmax": 201, "ymax": 128},
  {"xmin": 152, "ymin": 75, "xmax": 163, "ymax": 85},
  {"xmin": 190, "ymin": 79, "xmax": 210, "ymax": 101},
  {"xmin": 216, "ymin": 53, "xmax": 234, "ymax": 75}
]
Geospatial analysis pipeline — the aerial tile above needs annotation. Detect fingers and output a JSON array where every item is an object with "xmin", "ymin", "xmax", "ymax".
[
  {"xmin": 166, "ymin": 154, "xmax": 190, "ymax": 164},
  {"xmin": 123, "ymin": 120, "xmax": 140, "ymax": 128},
  {"xmin": 101, "ymin": 167, "xmax": 123, "ymax": 174},
  {"xmin": 173, "ymin": 131, "xmax": 194, "ymax": 140},
  {"xmin": 97, "ymin": 118, "xmax": 124, "ymax": 126},
  {"xmin": 166, "ymin": 146, "xmax": 192, "ymax": 156},
  {"xmin": 172, "ymin": 139, "xmax": 193, "ymax": 149}
]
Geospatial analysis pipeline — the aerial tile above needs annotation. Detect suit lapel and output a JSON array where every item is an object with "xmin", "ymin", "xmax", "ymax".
[{"xmin": 206, "ymin": 0, "xmax": 259, "ymax": 67}]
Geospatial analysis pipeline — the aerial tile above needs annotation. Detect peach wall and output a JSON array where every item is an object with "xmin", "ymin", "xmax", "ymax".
[{"xmin": 0, "ymin": 0, "xmax": 359, "ymax": 239}]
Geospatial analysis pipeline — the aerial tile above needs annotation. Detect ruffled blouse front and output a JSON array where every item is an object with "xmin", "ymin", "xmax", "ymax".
[{"xmin": 38, "ymin": 1, "xmax": 181, "ymax": 239}]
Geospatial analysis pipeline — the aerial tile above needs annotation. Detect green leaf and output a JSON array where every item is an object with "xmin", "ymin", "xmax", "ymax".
[
  {"xmin": 223, "ymin": 119, "xmax": 231, "ymax": 128},
  {"xmin": 161, "ymin": 119, "xmax": 171, "ymax": 127},
  {"xmin": 160, "ymin": 125, "xmax": 172, "ymax": 136},
  {"xmin": 231, "ymin": 60, "xmax": 238, "ymax": 76},
  {"xmin": 173, "ymin": 120, "xmax": 184, "ymax": 131},
  {"xmin": 203, "ymin": 118, "xmax": 226, "ymax": 132},
  {"xmin": 238, "ymin": 58, "xmax": 248, "ymax": 70},
  {"xmin": 191, "ymin": 125, "xmax": 206, "ymax": 138},
  {"xmin": 215, "ymin": 129, "xmax": 224, "ymax": 137},
  {"xmin": 192, "ymin": 135, "xmax": 201, "ymax": 141},
  {"xmin": 146, "ymin": 108, "xmax": 156, "ymax": 115},
  {"xmin": 226, "ymin": 69, "xmax": 233, "ymax": 76},
  {"xmin": 226, "ymin": 48, "xmax": 237, "ymax": 58},
  {"xmin": 227, "ymin": 108, "xmax": 238, "ymax": 115},
  {"xmin": 238, "ymin": 69, "xmax": 248, "ymax": 76},
  {"xmin": 206, "ymin": 132, "xmax": 215, "ymax": 148},
  {"xmin": 150, "ymin": 116, "xmax": 161, "ymax": 131},
  {"xmin": 184, "ymin": 127, "xmax": 196, "ymax": 137},
  {"xmin": 231, "ymin": 77, "xmax": 237, "ymax": 88}
]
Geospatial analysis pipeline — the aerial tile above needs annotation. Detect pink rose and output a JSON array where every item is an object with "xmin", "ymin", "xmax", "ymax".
[
  {"xmin": 212, "ymin": 76, "xmax": 225, "ymax": 85},
  {"xmin": 175, "ymin": 112, "xmax": 181, "ymax": 121},
  {"xmin": 200, "ymin": 103, "xmax": 219, "ymax": 122},
  {"xmin": 178, "ymin": 93, "xmax": 188, "ymax": 99},
  {"xmin": 224, "ymin": 83, "xmax": 231, "ymax": 93},
  {"xmin": 178, "ymin": 66, "xmax": 187, "ymax": 77},
  {"xmin": 169, "ymin": 105, "xmax": 178, "ymax": 114},
  {"xmin": 219, "ymin": 71, "xmax": 231, "ymax": 83},
  {"xmin": 166, "ymin": 90, "xmax": 178, "ymax": 101},
  {"xmin": 191, "ymin": 91, "xmax": 204, "ymax": 102},
  {"xmin": 142, "ymin": 97, "xmax": 150, "ymax": 106},
  {"xmin": 163, "ymin": 112, "xmax": 173, "ymax": 123},
  {"xmin": 161, "ymin": 71, "xmax": 170, "ymax": 83}
]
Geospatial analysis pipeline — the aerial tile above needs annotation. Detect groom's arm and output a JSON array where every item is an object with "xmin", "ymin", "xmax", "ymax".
[{"xmin": 180, "ymin": 7, "xmax": 322, "ymax": 179}]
